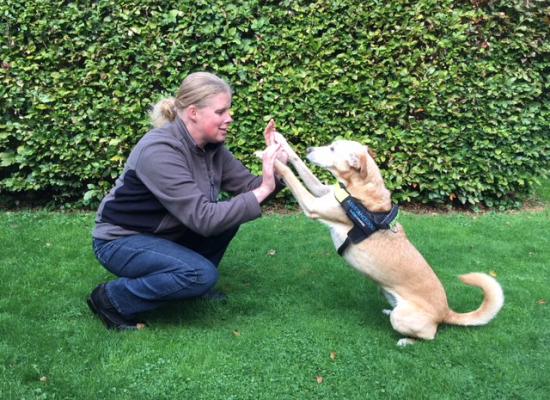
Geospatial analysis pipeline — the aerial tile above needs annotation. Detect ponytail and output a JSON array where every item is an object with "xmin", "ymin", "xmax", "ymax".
[{"xmin": 149, "ymin": 97, "xmax": 177, "ymax": 128}]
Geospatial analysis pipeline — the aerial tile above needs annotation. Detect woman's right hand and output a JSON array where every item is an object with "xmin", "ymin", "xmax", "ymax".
[
  {"xmin": 264, "ymin": 119, "xmax": 289, "ymax": 166},
  {"xmin": 252, "ymin": 141, "xmax": 282, "ymax": 203},
  {"xmin": 264, "ymin": 119, "xmax": 276, "ymax": 146}
]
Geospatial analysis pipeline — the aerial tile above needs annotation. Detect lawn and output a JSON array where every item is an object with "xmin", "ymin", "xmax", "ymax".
[{"xmin": 0, "ymin": 198, "xmax": 548, "ymax": 399}]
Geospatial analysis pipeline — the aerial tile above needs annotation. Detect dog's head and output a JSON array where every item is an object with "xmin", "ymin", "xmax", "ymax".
[
  {"xmin": 306, "ymin": 140, "xmax": 373, "ymax": 182},
  {"xmin": 307, "ymin": 140, "xmax": 390, "ymax": 210}
]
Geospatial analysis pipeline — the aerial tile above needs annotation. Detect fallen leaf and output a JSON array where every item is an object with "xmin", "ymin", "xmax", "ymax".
[
  {"xmin": 40, "ymin": 376, "xmax": 47, "ymax": 382},
  {"xmin": 316, "ymin": 376, "xmax": 324, "ymax": 384},
  {"xmin": 267, "ymin": 249, "xmax": 276, "ymax": 256},
  {"xmin": 489, "ymin": 270, "xmax": 497, "ymax": 277},
  {"xmin": 537, "ymin": 299, "xmax": 547, "ymax": 305},
  {"xmin": 232, "ymin": 330, "xmax": 241, "ymax": 336},
  {"xmin": 330, "ymin": 351, "xmax": 337, "ymax": 361}
]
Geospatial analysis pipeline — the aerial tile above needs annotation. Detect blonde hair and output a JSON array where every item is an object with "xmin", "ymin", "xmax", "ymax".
[{"xmin": 150, "ymin": 72, "xmax": 232, "ymax": 128}]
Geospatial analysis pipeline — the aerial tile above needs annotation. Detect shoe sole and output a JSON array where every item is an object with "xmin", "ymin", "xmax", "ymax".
[
  {"xmin": 86, "ymin": 296, "xmax": 145, "ymax": 331},
  {"xmin": 86, "ymin": 296, "xmax": 99, "ymax": 315}
]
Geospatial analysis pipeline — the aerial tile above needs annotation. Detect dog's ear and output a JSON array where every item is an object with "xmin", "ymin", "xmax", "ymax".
[
  {"xmin": 359, "ymin": 149, "xmax": 368, "ymax": 179},
  {"xmin": 348, "ymin": 150, "xmax": 368, "ymax": 178},
  {"xmin": 367, "ymin": 146, "xmax": 376, "ymax": 160}
]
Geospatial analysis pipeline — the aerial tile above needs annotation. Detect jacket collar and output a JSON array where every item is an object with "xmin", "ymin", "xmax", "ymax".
[{"xmin": 175, "ymin": 117, "xmax": 222, "ymax": 154}]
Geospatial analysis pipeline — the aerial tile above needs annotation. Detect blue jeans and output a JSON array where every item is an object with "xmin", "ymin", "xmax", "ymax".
[{"xmin": 92, "ymin": 227, "xmax": 238, "ymax": 318}]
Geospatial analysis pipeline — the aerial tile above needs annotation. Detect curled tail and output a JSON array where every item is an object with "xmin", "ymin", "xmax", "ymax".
[{"xmin": 444, "ymin": 273, "xmax": 504, "ymax": 326}]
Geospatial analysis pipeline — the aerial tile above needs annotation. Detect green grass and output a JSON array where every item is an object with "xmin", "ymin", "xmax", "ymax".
[{"xmin": 1, "ymin": 203, "xmax": 549, "ymax": 399}]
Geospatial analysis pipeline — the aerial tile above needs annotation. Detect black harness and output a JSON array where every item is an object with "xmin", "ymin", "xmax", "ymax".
[{"xmin": 334, "ymin": 183, "xmax": 399, "ymax": 256}]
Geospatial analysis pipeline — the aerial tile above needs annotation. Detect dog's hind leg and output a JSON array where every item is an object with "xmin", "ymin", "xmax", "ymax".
[{"xmin": 389, "ymin": 303, "xmax": 438, "ymax": 346}]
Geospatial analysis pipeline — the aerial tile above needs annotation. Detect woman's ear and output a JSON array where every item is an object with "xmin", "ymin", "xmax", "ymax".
[{"xmin": 186, "ymin": 105, "xmax": 198, "ymax": 122}]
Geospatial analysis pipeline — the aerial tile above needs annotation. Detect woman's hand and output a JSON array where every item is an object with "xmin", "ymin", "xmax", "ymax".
[
  {"xmin": 252, "ymin": 141, "xmax": 282, "ymax": 204},
  {"xmin": 264, "ymin": 119, "xmax": 276, "ymax": 146},
  {"xmin": 264, "ymin": 119, "xmax": 289, "ymax": 165}
]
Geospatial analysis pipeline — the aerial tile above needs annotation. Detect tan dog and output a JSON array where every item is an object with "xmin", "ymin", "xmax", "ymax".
[{"xmin": 266, "ymin": 124, "xmax": 504, "ymax": 346}]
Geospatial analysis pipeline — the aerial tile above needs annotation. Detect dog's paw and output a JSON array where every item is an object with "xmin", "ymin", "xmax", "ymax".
[
  {"xmin": 254, "ymin": 150, "xmax": 265, "ymax": 159},
  {"xmin": 273, "ymin": 131, "xmax": 288, "ymax": 145},
  {"xmin": 396, "ymin": 338, "xmax": 417, "ymax": 347},
  {"xmin": 382, "ymin": 309, "xmax": 392, "ymax": 316},
  {"xmin": 273, "ymin": 132, "xmax": 293, "ymax": 152}
]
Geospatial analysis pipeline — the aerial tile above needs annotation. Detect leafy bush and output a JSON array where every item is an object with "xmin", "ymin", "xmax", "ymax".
[{"xmin": 1, "ymin": 0, "xmax": 548, "ymax": 209}]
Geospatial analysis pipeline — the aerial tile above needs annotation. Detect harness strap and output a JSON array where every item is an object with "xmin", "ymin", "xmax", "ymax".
[
  {"xmin": 334, "ymin": 183, "xmax": 399, "ymax": 255},
  {"xmin": 337, "ymin": 238, "xmax": 352, "ymax": 256}
]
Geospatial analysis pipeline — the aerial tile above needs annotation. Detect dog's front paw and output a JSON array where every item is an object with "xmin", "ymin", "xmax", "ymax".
[
  {"xmin": 273, "ymin": 131, "xmax": 288, "ymax": 145},
  {"xmin": 273, "ymin": 132, "xmax": 292, "ymax": 152},
  {"xmin": 254, "ymin": 150, "xmax": 265, "ymax": 159}
]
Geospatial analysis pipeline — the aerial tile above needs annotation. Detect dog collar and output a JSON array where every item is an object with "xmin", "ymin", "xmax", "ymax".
[{"xmin": 333, "ymin": 182, "xmax": 399, "ymax": 256}]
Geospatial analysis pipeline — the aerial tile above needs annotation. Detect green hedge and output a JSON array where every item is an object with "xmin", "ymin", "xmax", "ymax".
[{"xmin": 1, "ymin": 0, "xmax": 548, "ymax": 209}]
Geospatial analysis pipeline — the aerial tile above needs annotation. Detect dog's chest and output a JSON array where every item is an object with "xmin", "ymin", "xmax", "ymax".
[{"xmin": 326, "ymin": 222, "xmax": 377, "ymax": 276}]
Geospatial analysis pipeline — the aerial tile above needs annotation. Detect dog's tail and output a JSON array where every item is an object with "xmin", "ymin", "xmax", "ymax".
[{"xmin": 444, "ymin": 273, "xmax": 504, "ymax": 326}]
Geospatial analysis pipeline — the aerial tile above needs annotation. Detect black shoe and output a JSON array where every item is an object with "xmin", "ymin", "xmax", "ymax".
[
  {"xmin": 87, "ymin": 284, "xmax": 146, "ymax": 331},
  {"xmin": 200, "ymin": 288, "xmax": 228, "ymax": 302}
]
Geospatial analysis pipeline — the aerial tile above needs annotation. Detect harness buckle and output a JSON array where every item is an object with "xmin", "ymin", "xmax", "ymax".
[
  {"xmin": 389, "ymin": 218, "xmax": 399, "ymax": 233},
  {"xmin": 388, "ymin": 207, "xmax": 400, "ymax": 232}
]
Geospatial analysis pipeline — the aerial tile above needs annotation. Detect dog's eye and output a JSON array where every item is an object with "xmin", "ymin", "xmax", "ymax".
[{"xmin": 330, "ymin": 146, "xmax": 335, "ymax": 152}]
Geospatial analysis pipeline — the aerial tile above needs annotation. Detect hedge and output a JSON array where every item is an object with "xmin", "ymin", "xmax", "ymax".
[{"xmin": 1, "ymin": 0, "xmax": 548, "ymax": 209}]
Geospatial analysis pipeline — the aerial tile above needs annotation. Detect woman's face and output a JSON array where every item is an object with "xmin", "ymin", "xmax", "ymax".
[{"xmin": 194, "ymin": 91, "xmax": 233, "ymax": 146}]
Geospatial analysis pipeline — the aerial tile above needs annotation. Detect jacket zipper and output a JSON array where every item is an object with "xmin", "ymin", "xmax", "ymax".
[{"xmin": 205, "ymin": 154, "xmax": 216, "ymax": 202}]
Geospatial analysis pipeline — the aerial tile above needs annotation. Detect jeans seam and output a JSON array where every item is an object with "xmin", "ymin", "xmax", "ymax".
[{"xmin": 157, "ymin": 269, "xmax": 204, "ymax": 300}]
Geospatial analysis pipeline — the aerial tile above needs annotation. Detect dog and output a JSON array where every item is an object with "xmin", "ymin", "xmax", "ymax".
[{"xmin": 263, "ymin": 121, "xmax": 504, "ymax": 346}]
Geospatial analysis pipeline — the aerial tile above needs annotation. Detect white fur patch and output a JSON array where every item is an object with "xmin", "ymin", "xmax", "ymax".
[{"xmin": 397, "ymin": 338, "xmax": 417, "ymax": 347}]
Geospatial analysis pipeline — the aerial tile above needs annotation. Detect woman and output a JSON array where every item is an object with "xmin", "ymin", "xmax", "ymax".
[{"xmin": 88, "ymin": 72, "xmax": 285, "ymax": 330}]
